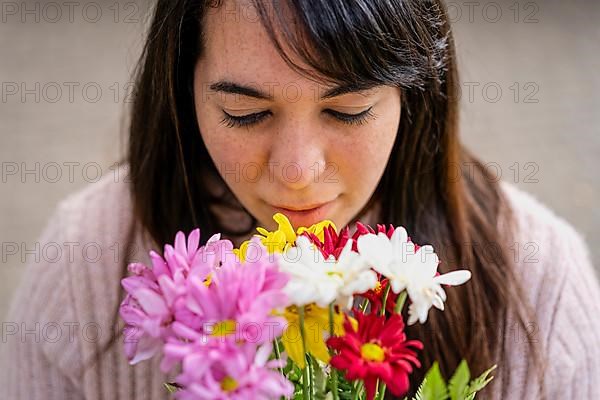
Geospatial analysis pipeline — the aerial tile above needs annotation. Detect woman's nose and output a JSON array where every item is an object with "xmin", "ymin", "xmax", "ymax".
[{"xmin": 267, "ymin": 121, "xmax": 327, "ymax": 191}]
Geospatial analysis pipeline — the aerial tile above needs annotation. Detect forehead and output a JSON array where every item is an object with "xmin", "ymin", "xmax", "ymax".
[{"xmin": 200, "ymin": 0, "xmax": 317, "ymax": 88}]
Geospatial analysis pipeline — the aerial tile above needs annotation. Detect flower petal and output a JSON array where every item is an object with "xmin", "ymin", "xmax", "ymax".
[{"xmin": 434, "ymin": 270, "xmax": 472, "ymax": 286}]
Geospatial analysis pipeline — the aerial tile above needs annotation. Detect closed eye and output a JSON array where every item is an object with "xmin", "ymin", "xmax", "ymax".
[
  {"xmin": 220, "ymin": 110, "xmax": 271, "ymax": 129},
  {"xmin": 219, "ymin": 107, "xmax": 376, "ymax": 129},
  {"xmin": 324, "ymin": 107, "xmax": 376, "ymax": 126}
]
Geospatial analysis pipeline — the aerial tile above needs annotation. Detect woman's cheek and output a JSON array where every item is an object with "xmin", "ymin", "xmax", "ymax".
[{"xmin": 202, "ymin": 127, "xmax": 254, "ymax": 172}]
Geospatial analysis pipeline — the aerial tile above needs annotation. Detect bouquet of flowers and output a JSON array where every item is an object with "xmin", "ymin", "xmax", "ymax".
[{"xmin": 119, "ymin": 213, "xmax": 496, "ymax": 400}]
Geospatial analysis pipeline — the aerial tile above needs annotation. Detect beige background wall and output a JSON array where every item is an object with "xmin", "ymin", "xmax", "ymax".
[{"xmin": 1, "ymin": 0, "xmax": 599, "ymax": 317}]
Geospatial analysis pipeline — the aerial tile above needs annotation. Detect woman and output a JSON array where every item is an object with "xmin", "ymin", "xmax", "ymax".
[{"xmin": 2, "ymin": 0, "xmax": 599, "ymax": 399}]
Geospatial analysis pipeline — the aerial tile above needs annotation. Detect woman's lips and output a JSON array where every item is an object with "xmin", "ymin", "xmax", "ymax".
[{"xmin": 271, "ymin": 198, "xmax": 337, "ymax": 228}]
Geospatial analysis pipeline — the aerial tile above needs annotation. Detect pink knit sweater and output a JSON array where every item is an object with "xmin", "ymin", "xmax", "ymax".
[{"xmin": 1, "ymin": 174, "xmax": 599, "ymax": 399}]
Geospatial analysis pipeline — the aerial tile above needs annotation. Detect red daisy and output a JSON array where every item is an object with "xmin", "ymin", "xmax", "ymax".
[
  {"xmin": 301, "ymin": 224, "xmax": 350, "ymax": 259},
  {"xmin": 303, "ymin": 222, "xmax": 400, "ymax": 260},
  {"xmin": 326, "ymin": 311, "xmax": 423, "ymax": 400}
]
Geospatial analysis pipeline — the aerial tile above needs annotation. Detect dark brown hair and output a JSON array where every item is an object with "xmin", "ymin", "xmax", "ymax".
[{"xmin": 102, "ymin": 0, "xmax": 543, "ymax": 397}]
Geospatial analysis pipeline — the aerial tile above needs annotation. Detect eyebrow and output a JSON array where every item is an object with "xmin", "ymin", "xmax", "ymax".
[{"xmin": 208, "ymin": 80, "xmax": 379, "ymax": 101}]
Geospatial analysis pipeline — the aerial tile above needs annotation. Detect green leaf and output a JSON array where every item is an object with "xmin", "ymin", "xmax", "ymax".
[
  {"xmin": 411, "ymin": 377, "xmax": 427, "ymax": 400},
  {"xmin": 310, "ymin": 356, "xmax": 328, "ymax": 400},
  {"xmin": 335, "ymin": 372, "xmax": 356, "ymax": 400},
  {"xmin": 420, "ymin": 362, "xmax": 449, "ymax": 400},
  {"xmin": 448, "ymin": 360, "xmax": 470, "ymax": 400},
  {"xmin": 464, "ymin": 364, "xmax": 497, "ymax": 399}
]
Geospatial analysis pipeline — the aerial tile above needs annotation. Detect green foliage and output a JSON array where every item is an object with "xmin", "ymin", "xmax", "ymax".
[
  {"xmin": 400, "ymin": 360, "xmax": 496, "ymax": 400},
  {"xmin": 421, "ymin": 362, "xmax": 449, "ymax": 400},
  {"xmin": 335, "ymin": 372, "xmax": 359, "ymax": 400},
  {"xmin": 310, "ymin": 356, "xmax": 328, "ymax": 400},
  {"xmin": 463, "ymin": 365, "xmax": 497, "ymax": 400},
  {"xmin": 408, "ymin": 378, "xmax": 427, "ymax": 400},
  {"xmin": 280, "ymin": 347, "xmax": 305, "ymax": 400},
  {"xmin": 448, "ymin": 360, "xmax": 470, "ymax": 400}
]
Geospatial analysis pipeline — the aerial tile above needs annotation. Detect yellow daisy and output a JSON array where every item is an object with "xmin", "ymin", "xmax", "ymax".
[
  {"xmin": 278, "ymin": 303, "xmax": 347, "ymax": 368},
  {"xmin": 234, "ymin": 213, "xmax": 337, "ymax": 262}
]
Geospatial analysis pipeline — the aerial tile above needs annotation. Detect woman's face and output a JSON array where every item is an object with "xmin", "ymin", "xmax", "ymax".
[{"xmin": 194, "ymin": 1, "xmax": 401, "ymax": 231}]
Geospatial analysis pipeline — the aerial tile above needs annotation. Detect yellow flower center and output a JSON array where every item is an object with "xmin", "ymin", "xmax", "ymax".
[
  {"xmin": 327, "ymin": 271, "xmax": 343, "ymax": 278},
  {"xmin": 361, "ymin": 342, "xmax": 386, "ymax": 362},
  {"xmin": 203, "ymin": 273, "xmax": 212, "ymax": 287},
  {"xmin": 373, "ymin": 281, "xmax": 382, "ymax": 295},
  {"xmin": 211, "ymin": 320, "xmax": 236, "ymax": 337},
  {"xmin": 220, "ymin": 376, "xmax": 238, "ymax": 392}
]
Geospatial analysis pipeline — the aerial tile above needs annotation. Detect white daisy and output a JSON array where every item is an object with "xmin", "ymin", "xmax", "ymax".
[
  {"xmin": 276, "ymin": 235, "xmax": 377, "ymax": 308},
  {"xmin": 357, "ymin": 228, "xmax": 471, "ymax": 324}
]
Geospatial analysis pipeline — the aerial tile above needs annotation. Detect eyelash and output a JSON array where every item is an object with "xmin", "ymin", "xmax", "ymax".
[{"xmin": 219, "ymin": 107, "xmax": 377, "ymax": 129}]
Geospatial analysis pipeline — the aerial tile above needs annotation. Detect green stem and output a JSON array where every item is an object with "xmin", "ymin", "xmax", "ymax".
[
  {"xmin": 378, "ymin": 284, "xmax": 406, "ymax": 400},
  {"xmin": 352, "ymin": 380, "xmax": 364, "ymax": 400},
  {"xmin": 307, "ymin": 354, "xmax": 314, "ymax": 398},
  {"xmin": 328, "ymin": 303, "xmax": 340, "ymax": 400},
  {"xmin": 376, "ymin": 382, "xmax": 387, "ymax": 400},
  {"xmin": 302, "ymin": 359, "xmax": 310, "ymax": 400},
  {"xmin": 298, "ymin": 306, "xmax": 310, "ymax": 400},
  {"xmin": 380, "ymin": 283, "xmax": 391, "ymax": 316},
  {"xmin": 273, "ymin": 338, "xmax": 284, "ymax": 376},
  {"xmin": 394, "ymin": 291, "xmax": 407, "ymax": 314},
  {"xmin": 359, "ymin": 296, "xmax": 369, "ymax": 313}
]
